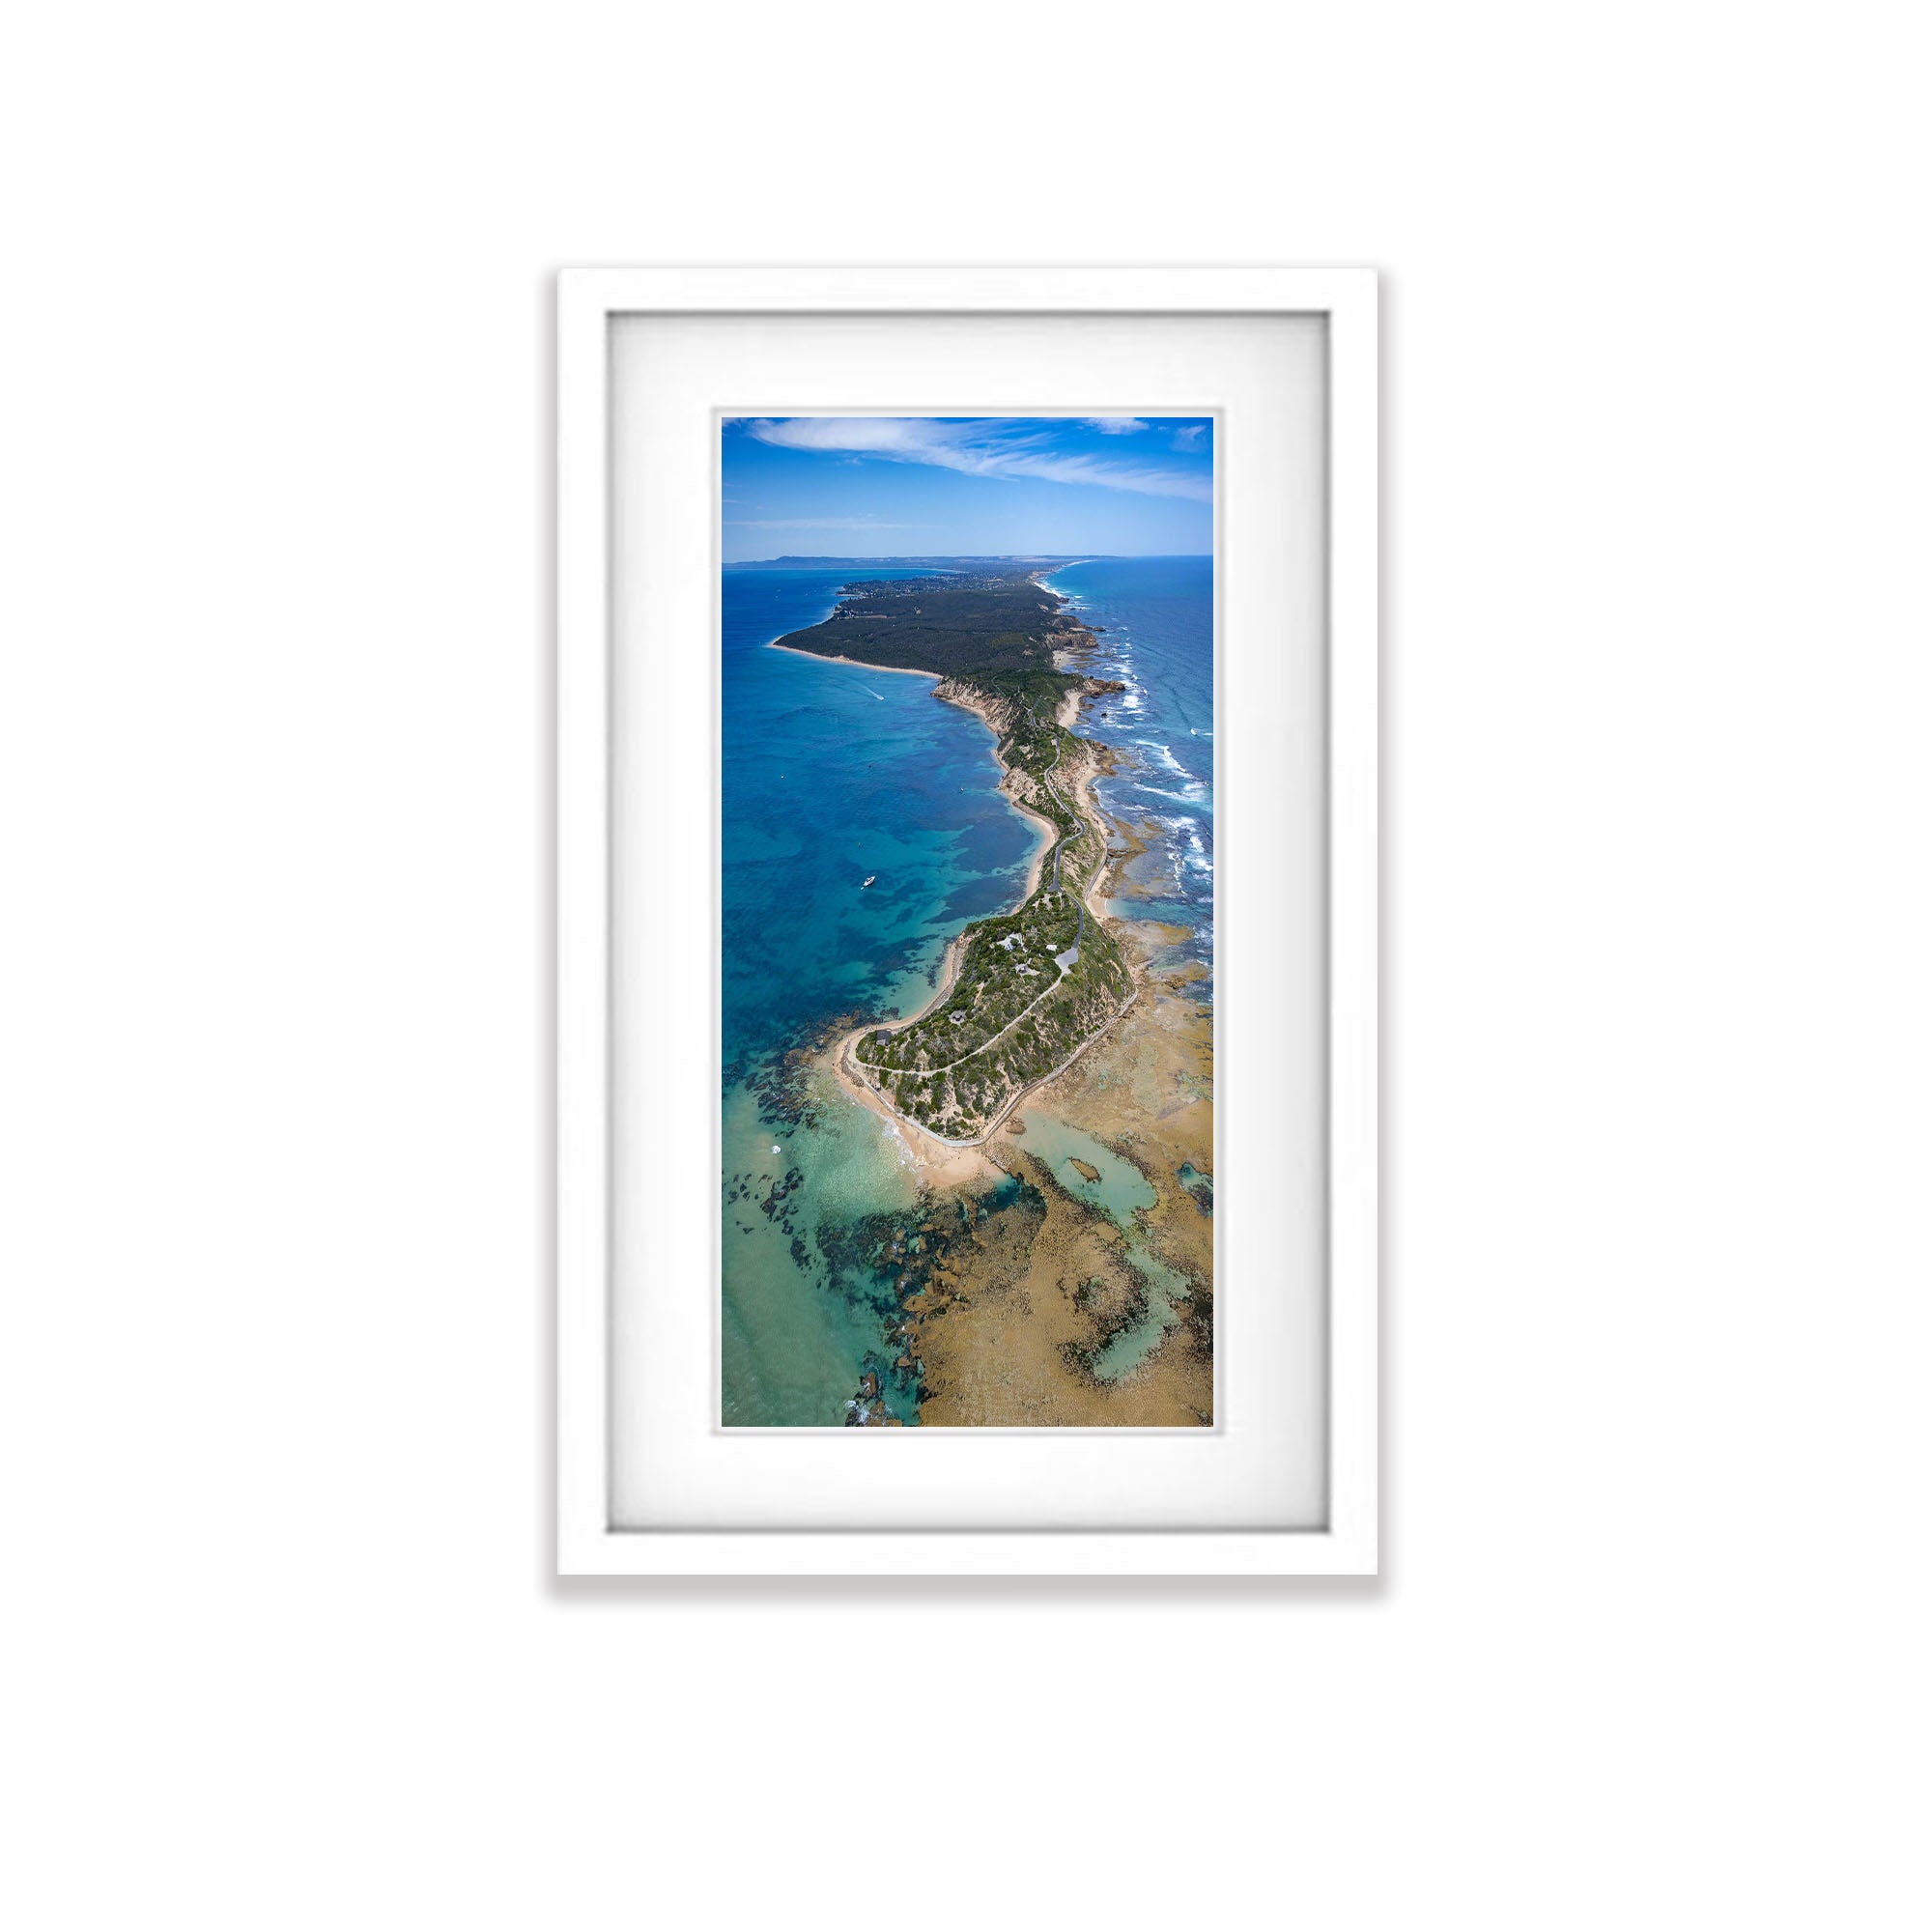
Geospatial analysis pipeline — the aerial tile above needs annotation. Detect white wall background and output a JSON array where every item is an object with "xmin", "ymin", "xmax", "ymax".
[{"xmin": 4, "ymin": 5, "xmax": 1926, "ymax": 1926}]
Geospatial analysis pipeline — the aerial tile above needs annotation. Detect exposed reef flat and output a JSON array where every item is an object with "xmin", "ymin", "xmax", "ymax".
[
  {"xmin": 910, "ymin": 918, "xmax": 1214, "ymax": 1427},
  {"xmin": 775, "ymin": 562, "xmax": 1211, "ymax": 1426},
  {"xmin": 857, "ymin": 817, "xmax": 1215, "ymax": 1428}
]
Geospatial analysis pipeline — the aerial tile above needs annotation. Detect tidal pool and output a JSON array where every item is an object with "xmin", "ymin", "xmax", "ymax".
[{"xmin": 1017, "ymin": 1108, "xmax": 1194, "ymax": 1381}]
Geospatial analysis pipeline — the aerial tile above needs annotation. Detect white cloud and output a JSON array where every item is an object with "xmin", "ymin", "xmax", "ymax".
[
  {"xmin": 724, "ymin": 516, "xmax": 928, "ymax": 529},
  {"xmin": 742, "ymin": 417, "xmax": 1212, "ymax": 503},
  {"xmin": 1171, "ymin": 424, "xmax": 1208, "ymax": 449},
  {"xmin": 1082, "ymin": 416, "xmax": 1147, "ymax": 435}
]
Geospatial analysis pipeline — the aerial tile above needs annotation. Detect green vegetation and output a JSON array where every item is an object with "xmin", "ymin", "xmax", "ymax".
[
  {"xmin": 775, "ymin": 568, "xmax": 1085, "ymax": 679},
  {"xmin": 776, "ymin": 570, "xmax": 1135, "ymax": 1142}
]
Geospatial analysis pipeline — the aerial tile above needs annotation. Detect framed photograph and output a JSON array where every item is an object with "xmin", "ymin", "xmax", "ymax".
[{"xmin": 557, "ymin": 268, "xmax": 1378, "ymax": 1574}]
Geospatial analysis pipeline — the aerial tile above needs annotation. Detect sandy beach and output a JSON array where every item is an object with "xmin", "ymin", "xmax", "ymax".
[
  {"xmin": 911, "ymin": 925, "xmax": 1214, "ymax": 1427},
  {"xmin": 764, "ymin": 639, "xmax": 940, "ymax": 676},
  {"xmin": 765, "ymin": 585, "xmax": 1210, "ymax": 1422},
  {"xmin": 813, "ymin": 662, "xmax": 1213, "ymax": 1425},
  {"xmin": 825, "ymin": 1035, "xmax": 1001, "ymax": 1191},
  {"xmin": 898, "ymin": 708, "xmax": 1215, "ymax": 1425},
  {"xmin": 932, "ymin": 680, "xmax": 1064, "ymax": 896},
  {"xmin": 831, "ymin": 672, "xmax": 1130, "ymax": 1153},
  {"xmin": 817, "ymin": 902, "xmax": 1214, "ymax": 1431}
]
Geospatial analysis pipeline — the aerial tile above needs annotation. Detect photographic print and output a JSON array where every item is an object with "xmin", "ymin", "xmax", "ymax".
[{"xmin": 722, "ymin": 415, "xmax": 1214, "ymax": 1427}]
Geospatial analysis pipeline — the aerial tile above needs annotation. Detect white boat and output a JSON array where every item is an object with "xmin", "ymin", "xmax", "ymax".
[{"xmin": 862, "ymin": 875, "xmax": 875, "ymax": 888}]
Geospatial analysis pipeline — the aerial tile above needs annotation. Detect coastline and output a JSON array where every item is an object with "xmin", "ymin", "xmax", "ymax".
[
  {"xmin": 824, "ymin": 674, "xmax": 1140, "ymax": 1153},
  {"xmin": 769, "ymin": 596, "xmax": 1141, "ymax": 1151},
  {"xmin": 769, "ymin": 634, "xmax": 1070, "ymax": 899},
  {"xmin": 825, "ymin": 1032, "xmax": 1001, "ymax": 1188},
  {"xmin": 736, "ymin": 560, "xmax": 1212, "ymax": 1425},
  {"xmin": 906, "ymin": 752, "xmax": 1216, "ymax": 1420},
  {"xmin": 763, "ymin": 636, "xmax": 1075, "ymax": 1164},
  {"xmin": 765, "ymin": 639, "xmax": 939, "ymax": 676},
  {"xmin": 910, "ymin": 929, "xmax": 1214, "ymax": 1427},
  {"xmin": 833, "ymin": 983, "xmax": 1140, "ymax": 1156},
  {"xmin": 932, "ymin": 680, "xmax": 1063, "ymax": 898}
]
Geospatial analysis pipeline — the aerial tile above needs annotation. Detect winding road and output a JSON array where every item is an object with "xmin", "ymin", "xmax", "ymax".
[
  {"xmin": 853, "ymin": 718, "xmax": 1108, "ymax": 1083},
  {"xmin": 842, "ymin": 707, "xmax": 1132, "ymax": 1146}
]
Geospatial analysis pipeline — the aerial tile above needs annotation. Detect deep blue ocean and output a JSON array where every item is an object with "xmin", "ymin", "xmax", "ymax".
[
  {"xmin": 721, "ymin": 557, "xmax": 1212, "ymax": 1426},
  {"xmin": 1040, "ymin": 555, "xmax": 1215, "ymax": 989}
]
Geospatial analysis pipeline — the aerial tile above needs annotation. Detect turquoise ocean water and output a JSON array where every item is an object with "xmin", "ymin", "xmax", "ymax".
[{"xmin": 721, "ymin": 557, "xmax": 1212, "ymax": 1425}]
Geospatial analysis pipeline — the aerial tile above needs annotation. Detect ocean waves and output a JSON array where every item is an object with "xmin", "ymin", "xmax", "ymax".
[{"xmin": 1044, "ymin": 557, "xmax": 1214, "ymax": 939}]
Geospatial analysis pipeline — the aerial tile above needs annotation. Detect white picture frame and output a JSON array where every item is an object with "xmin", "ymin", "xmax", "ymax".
[{"xmin": 557, "ymin": 267, "xmax": 1378, "ymax": 1575}]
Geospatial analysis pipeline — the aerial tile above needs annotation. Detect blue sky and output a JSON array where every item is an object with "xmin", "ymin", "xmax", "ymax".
[{"xmin": 722, "ymin": 415, "xmax": 1213, "ymax": 561}]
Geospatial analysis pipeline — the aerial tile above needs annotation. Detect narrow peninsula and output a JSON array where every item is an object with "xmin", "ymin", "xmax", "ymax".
[{"xmin": 771, "ymin": 567, "xmax": 1133, "ymax": 1144}]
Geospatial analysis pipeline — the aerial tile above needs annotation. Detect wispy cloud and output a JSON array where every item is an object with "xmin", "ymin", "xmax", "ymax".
[
  {"xmin": 1171, "ymin": 424, "xmax": 1208, "ymax": 449},
  {"xmin": 724, "ymin": 516, "xmax": 929, "ymax": 530},
  {"xmin": 1083, "ymin": 416, "xmax": 1147, "ymax": 435},
  {"xmin": 742, "ymin": 417, "xmax": 1212, "ymax": 503}
]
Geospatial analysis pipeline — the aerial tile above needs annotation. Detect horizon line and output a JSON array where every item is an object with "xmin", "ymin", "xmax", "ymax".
[{"xmin": 724, "ymin": 551, "xmax": 1214, "ymax": 565}]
